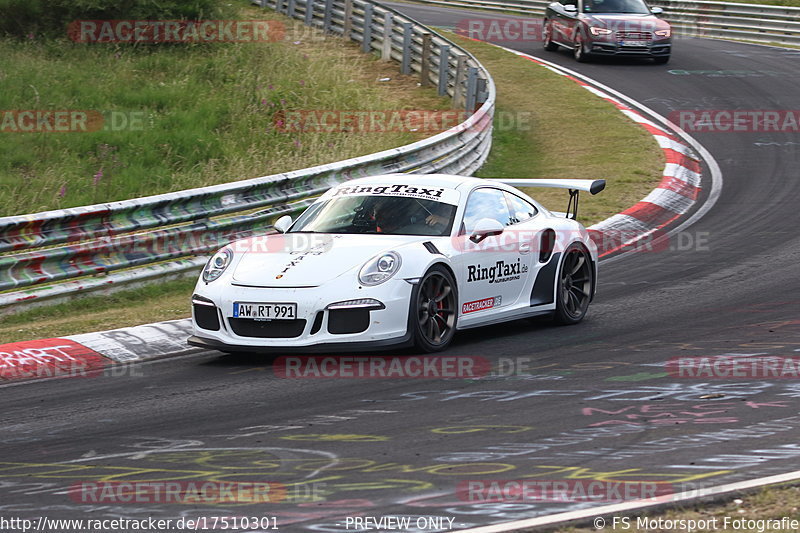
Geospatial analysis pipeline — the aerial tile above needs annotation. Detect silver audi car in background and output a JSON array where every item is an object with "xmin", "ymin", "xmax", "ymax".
[{"xmin": 543, "ymin": 0, "xmax": 672, "ymax": 63}]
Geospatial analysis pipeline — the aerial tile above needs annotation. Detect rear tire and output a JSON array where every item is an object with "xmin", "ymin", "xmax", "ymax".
[
  {"xmin": 553, "ymin": 243, "xmax": 593, "ymax": 325},
  {"xmin": 410, "ymin": 265, "xmax": 458, "ymax": 352}
]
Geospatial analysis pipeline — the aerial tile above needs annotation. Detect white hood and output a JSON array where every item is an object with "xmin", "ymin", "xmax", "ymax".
[{"xmin": 230, "ymin": 233, "xmax": 419, "ymax": 288}]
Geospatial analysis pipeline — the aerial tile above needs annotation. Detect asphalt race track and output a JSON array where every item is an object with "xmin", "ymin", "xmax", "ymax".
[{"xmin": 3, "ymin": 3, "xmax": 800, "ymax": 531}]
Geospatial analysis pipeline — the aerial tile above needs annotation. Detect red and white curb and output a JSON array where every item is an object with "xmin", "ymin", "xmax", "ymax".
[
  {"xmin": 498, "ymin": 46, "xmax": 721, "ymax": 259},
  {"xmin": 0, "ymin": 319, "xmax": 195, "ymax": 382}
]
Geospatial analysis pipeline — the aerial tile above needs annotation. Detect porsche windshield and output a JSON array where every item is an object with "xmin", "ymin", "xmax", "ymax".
[
  {"xmin": 583, "ymin": 0, "xmax": 651, "ymax": 14},
  {"xmin": 290, "ymin": 195, "xmax": 457, "ymax": 236}
]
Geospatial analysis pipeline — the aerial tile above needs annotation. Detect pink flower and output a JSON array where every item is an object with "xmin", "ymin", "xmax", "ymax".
[
  {"xmin": 268, "ymin": 84, "xmax": 274, "ymax": 90},
  {"xmin": 93, "ymin": 169, "xmax": 103, "ymax": 185},
  {"xmin": 58, "ymin": 185, "xmax": 67, "ymax": 198},
  {"xmin": 261, "ymin": 98, "xmax": 267, "ymax": 106},
  {"xmin": 299, "ymin": 80, "xmax": 305, "ymax": 87},
  {"xmin": 293, "ymin": 139, "xmax": 301, "ymax": 147},
  {"xmin": 280, "ymin": 99, "xmax": 286, "ymax": 106}
]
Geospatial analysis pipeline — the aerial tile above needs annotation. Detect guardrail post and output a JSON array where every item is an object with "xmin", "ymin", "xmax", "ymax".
[
  {"xmin": 288, "ymin": 0, "xmax": 296, "ymax": 18},
  {"xmin": 343, "ymin": 0, "xmax": 353, "ymax": 38},
  {"xmin": 452, "ymin": 54, "xmax": 466, "ymax": 110},
  {"xmin": 362, "ymin": 4, "xmax": 374, "ymax": 53},
  {"xmin": 401, "ymin": 23, "xmax": 413, "ymax": 75},
  {"xmin": 465, "ymin": 66, "xmax": 478, "ymax": 112},
  {"xmin": 420, "ymin": 32, "xmax": 432, "ymax": 87},
  {"xmin": 304, "ymin": 0, "xmax": 314, "ymax": 25},
  {"xmin": 381, "ymin": 13, "xmax": 393, "ymax": 61},
  {"xmin": 437, "ymin": 44, "xmax": 450, "ymax": 96},
  {"xmin": 476, "ymin": 78, "xmax": 488, "ymax": 105},
  {"xmin": 323, "ymin": 0, "xmax": 333, "ymax": 33}
]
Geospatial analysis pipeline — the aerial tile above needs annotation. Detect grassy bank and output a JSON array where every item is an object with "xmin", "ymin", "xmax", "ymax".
[
  {"xmin": 0, "ymin": 1, "xmax": 446, "ymax": 216},
  {"xmin": 0, "ymin": 279, "xmax": 197, "ymax": 343},
  {"xmin": 450, "ymin": 34, "xmax": 664, "ymax": 226}
]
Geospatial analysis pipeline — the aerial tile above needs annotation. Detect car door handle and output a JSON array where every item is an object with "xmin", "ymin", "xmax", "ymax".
[{"xmin": 520, "ymin": 243, "xmax": 531, "ymax": 254}]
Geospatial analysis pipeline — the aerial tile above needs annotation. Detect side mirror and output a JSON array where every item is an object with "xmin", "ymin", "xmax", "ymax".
[
  {"xmin": 564, "ymin": 4, "xmax": 578, "ymax": 12},
  {"xmin": 651, "ymin": 6, "xmax": 663, "ymax": 14},
  {"xmin": 469, "ymin": 218, "xmax": 505, "ymax": 243},
  {"xmin": 274, "ymin": 215, "xmax": 293, "ymax": 233}
]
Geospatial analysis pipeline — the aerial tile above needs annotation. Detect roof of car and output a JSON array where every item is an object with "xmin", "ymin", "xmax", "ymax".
[{"xmin": 339, "ymin": 173, "xmax": 504, "ymax": 191}]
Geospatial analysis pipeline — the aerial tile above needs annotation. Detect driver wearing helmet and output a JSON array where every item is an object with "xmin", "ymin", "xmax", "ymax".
[{"xmin": 372, "ymin": 198, "xmax": 407, "ymax": 233}]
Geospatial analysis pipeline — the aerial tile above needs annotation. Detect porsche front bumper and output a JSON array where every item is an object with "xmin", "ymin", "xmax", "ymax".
[{"xmin": 189, "ymin": 279, "xmax": 415, "ymax": 352}]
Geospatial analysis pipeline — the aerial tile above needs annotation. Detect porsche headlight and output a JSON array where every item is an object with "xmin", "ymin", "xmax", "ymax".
[
  {"xmin": 359, "ymin": 252, "xmax": 401, "ymax": 286},
  {"xmin": 203, "ymin": 247, "xmax": 233, "ymax": 283}
]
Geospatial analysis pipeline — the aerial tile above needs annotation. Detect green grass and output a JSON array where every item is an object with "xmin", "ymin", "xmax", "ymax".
[
  {"xmin": 450, "ymin": 33, "xmax": 664, "ymax": 226},
  {"xmin": 0, "ymin": 278, "xmax": 197, "ymax": 343},
  {"xmin": 0, "ymin": 2, "xmax": 446, "ymax": 216}
]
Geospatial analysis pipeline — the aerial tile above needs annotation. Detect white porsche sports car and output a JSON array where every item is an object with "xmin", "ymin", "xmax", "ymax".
[{"xmin": 188, "ymin": 174, "xmax": 604, "ymax": 353}]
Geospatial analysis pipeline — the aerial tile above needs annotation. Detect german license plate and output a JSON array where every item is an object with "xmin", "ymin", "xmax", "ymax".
[
  {"xmin": 620, "ymin": 40, "xmax": 647, "ymax": 46},
  {"xmin": 233, "ymin": 302, "xmax": 297, "ymax": 320}
]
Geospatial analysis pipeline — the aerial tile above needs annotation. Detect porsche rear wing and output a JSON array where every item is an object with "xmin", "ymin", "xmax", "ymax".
[{"xmin": 497, "ymin": 178, "xmax": 606, "ymax": 220}]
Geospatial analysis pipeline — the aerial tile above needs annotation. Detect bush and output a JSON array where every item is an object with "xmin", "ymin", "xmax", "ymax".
[{"xmin": 0, "ymin": 0, "xmax": 236, "ymax": 38}]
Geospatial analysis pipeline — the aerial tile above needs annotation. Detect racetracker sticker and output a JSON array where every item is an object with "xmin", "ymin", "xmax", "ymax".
[
  {"xmin": 325, "ymin": 183, "xmax": 460, "ymax": 205},
  {"xmin": 462, "ymin": 296, "xmax": 501, "ymax": 314}
]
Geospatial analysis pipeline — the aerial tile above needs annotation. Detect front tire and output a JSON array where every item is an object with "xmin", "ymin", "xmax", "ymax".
[
  {"xmin": 573, "ymin": 34, "xmax": 590, "ymax": 62},
  {"xmin": 553, "ymin": 243, "xmax": 593, "ymax": 324},
  {"xmin": 410, "ymin": 265, "xmax": 458, "ymax": 352}
]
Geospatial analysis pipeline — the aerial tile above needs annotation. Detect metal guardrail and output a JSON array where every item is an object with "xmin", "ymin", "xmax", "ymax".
[
  {"xmin": 408, "ymin": 0, "xmax": 800, "ymax": 46},
  {"xmin": 0, "ymin": 0, "xmax": 495, "ymax": 312}
]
